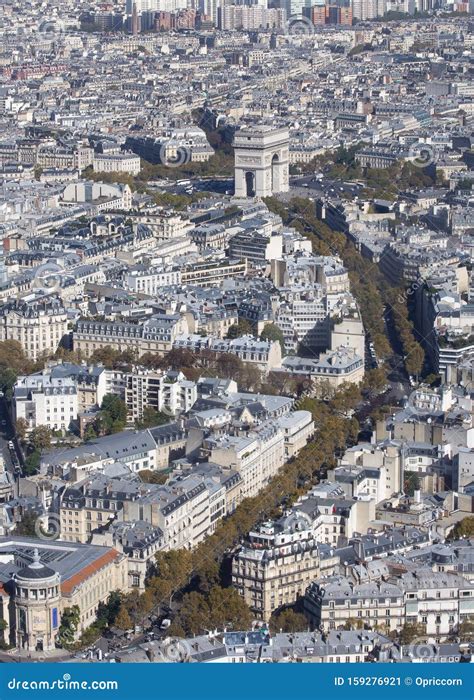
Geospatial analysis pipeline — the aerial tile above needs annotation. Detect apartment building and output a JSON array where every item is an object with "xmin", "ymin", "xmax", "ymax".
[
  {"xmin": 60, "ymin": 474, "xmax": 146, "ymax": 544},
  {"xmin": 232, "ymin": 513, "xmax": 339, "ymax": 621},
  {"xmin": 276, "ymin": 289, "xmax": 330, "ymax": 354},
  {"xmin": 124, "ymin": 369, "xmax": 197, "ymax": 422},
  {"xmin": 304, "ymin": 569, "xmax": 474, "ymax": 637},
  {"xmin": 219, "ymin": 5, "xmax": 286, "ymax": 30},
  {"xmin": 126, "ymin": 211, "xmax": 194, "ymax": 241},
  {"xmin": 276, "ymin": 410, "xmax": 315, "ymax": 459},
  {"xmin": 93, "ymin": 520, "xmax": 165, "ymax": 590},
  {"xmin": 41, "ymin": 428, "xmax": 159, "ymax": 476},
  {"xmin": 181, "ymin": 259, "xmax": 248, "ymax": 287},
  {"xmin": 0, "ymin": 296, "xmax": 68, "ymax": 361},
  {"xmin": 123, "ymin": 267, "xmax": 182, "ymax": 295},
  {"xmin": 14, "ymin": 361, "xmax": 124, "ymax": 415},
  {"xmin": 36, "ymin": 145, "xmax": 94, "ymax": 171},
  {"xmin": 334, "ymin": 442, "xmax": 403, "ymax": 502},
  {"xmin": 173, "ymin": 334, "xmax": 282, "ymax": 371},
  {"xmin": 207, "ymin": 421, "xmax": 285, "ymax": 500},
  {"xmin": 283, "ymin": 347, "xmax": 365, "ymax": 389},
  {"xmin": 292, "ymin": 483, "xmax": 375, "ymax": 548},
  {"xmin": 400, "ymin": 570, "xmax": 474, "ymax": 637},
  {"xmin": 304, "ymin": 576, "xmax": 405, "ymax": 633},
  {"xmin": 13, "ymin": 375, "xmax": 78, "ymax": 433},
  {"xmin": 228, "ymin": 231, "xmax": 283, "ymax": 268},
  {"xmin": 73, "ymin": 314, "xmax": 189, "ymax": 358},
  {"xmin": 93, "ymin": 152, "xmax": 141, "ymax": 176},
  {"xmin": 123, "ymin": 473, "xmax": 227, "ymax": 550}
]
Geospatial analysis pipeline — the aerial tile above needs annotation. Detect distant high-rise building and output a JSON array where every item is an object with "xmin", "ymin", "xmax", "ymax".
[
  {"xmin": 219, "ymin": 4, "xmax": 286, "ymax": 28},
  {"xmin": 352, "ymin": 0, "xmax": 386, "ymax": 19},
  {"xmin": 131, "ymin": 2, "xmax": 139, "ymax": 33}
]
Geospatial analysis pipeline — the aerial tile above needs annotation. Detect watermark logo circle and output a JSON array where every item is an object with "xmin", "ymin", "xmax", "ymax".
[
  {"xmin": 285, "ymin": 15, "xmax": 315, "ymax": 36},
  {"xmin": 408, "ymin": 142, "xmax": 438, "ymax": 169},
  {"xmin": 283, "ymin": 511, "xmax": 311, "ymax": 533},
  {"xmin": 35, "ymin": 513, "xmax": 61, "ymax": 541},
  {"xmin": 32, "ymin": 262, "xmax": 65, "ymax": 292},
  {"xmin": 159, "ymin": 140, "xmax": 191, "ymax": 169},
  {"xmin": 407, "ymin": 638, "xmax": 436, "ymax": 660},
  {"xmin": 158, "ymin": 404, "xmax": 176, "ymax": 418},
  {"xmin": 161, "ymin": 637, "xmax": 191, "ymax": 662}
]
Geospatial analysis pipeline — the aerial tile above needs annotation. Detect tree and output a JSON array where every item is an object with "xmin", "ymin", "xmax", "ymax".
[
  {"xmin": 135, "ymin": 407, "xmax": 170, "ymax": 430},
  {"xmin": 0, "ymin": 617, "xmax": 8, "ymax": 647},
  {"xmin": 0, "ymin": 367, "xmax": 18, "ymax": 399},
  {"xmin": 139, "ymin": 469, "xmax": 168, "ymax": 485},
  {"xmin": 398, "ymin": 622, "xmax": 426, "ymax": 645},
  {"xmin": 238, "ymin": 363, "xmax": 262, "ymax": 392},
  {"xmin": 114, "ymin": 605, "xmax": 133, "ymax": 631},
  {"xmin": 83, "ymin": 424, "xmax": 97, "ymax": 442},
  {"xmin": 30, "ymin": 425, "xmax": 52, "ymax": 452},
  {"xmin": 24, "ymin": 450, "xmax": 41, "ymax": 476},
  {"xmin": 260, "ymin": 324, "xmax": 286, "ymax": 353},
  {"xmin": 192, "ymin": 556, "xmax": 221, "ymax": 594},
  {"xmin": 448, "ymin": 516, "xmax": 474, "ymax": 541},
  {"xmin": 94, "ymin": 394, "xmax": 128, "ymax": 435},
  {"xmin": 226, "ymin": 319, "xmax": 254, "ymax": 339},
  {"xmin": 404, "ymin": 471, "xmax": 420, "ymax": 496},
  {"xmin": 207, "ymin": 587, "xmax": 252, "ymax": 631},
  {"xmin": 269, "ymin": 609, "xmax": 308, "ymax": 634},
  {"xmin": 57, "ymin": 605, "xmax": 81, "ymax": 648},
  {"xmin": 96, "ymin": 591, "xmax": 122, "ymax": 628},
  {"xmin": 100, "ymin": 394, "xmax": 127, "ymax": 424},
  {"xmin": 343, "ymin": 618, "xmax": 365, "ymax": 630},
  {"xmin": 172, "ymin": 591, "xmax": 211, "ymax": 636},
  {"xmin": 171, "ymin": 587, "xmax": 253, "ymax": 636},
  {"xmin": 155, "ymin": 549, "xmax": 193, "ymax": 603},
  {"xmin": 405, "ymin": 343, "xmax": 424, "ymax": 379},
  {"xmin": 458, "ymin": 616, "xmax": 474, "ymax": 640},
  {"xmin": 15, "ymin": 510, "xmax": 38, "ymax": 536},
  {"xmin": 15, "ymin": 418, "xmax": 28, "ymax": 442},
  {"xmin": 364, "ymin": 367, "xmax": 387, "ymax": 394},
  {"xmin": 216, "ymin": 353, "xmax": 243, "ymax": 379}
]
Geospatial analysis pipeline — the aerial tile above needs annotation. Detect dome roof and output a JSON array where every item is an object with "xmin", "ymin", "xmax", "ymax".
[{"xmin": 16, "ymin": 549, "xmax": 57, "ymax": 582}]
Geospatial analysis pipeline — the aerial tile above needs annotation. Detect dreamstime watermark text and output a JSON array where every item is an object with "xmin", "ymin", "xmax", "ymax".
[{"xmin": 7, "ymin": 673, "xmax": 118, "ymax": 692}]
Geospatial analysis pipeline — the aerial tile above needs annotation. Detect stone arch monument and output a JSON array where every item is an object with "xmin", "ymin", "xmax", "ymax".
[{"xmin": 233, "ymin": 126, "xmax": 289, "ymax": 198}]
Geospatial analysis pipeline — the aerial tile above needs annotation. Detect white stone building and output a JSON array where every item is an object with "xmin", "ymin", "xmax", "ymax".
[{"xmin": 13, "ymin": 375, "xmax": 78, "ymax": 433}]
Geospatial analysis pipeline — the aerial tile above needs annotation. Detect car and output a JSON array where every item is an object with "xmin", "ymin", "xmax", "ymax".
[{"xmin": 160, "ymin": 618, "xmax": 171, "ymax": 630}]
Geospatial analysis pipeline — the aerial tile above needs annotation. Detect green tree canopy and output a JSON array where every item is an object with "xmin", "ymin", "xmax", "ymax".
[
  {"xmin": 30, "ymin": 425, "xmax": 52, "ymax": 452},
  {"xmin": 269, "ymin": 609, "xmax": 308, "ymax": 634},
  {"xmin": 260, "ymin": 323, "xmax": 286, "ymax": 353},
  {"xmin": 226, "ymin": 319, "xmax": 254, "ymax": 339},
  {"xmin": 448, "ymin": 516, "xmax": 474, "ymax": 541}
]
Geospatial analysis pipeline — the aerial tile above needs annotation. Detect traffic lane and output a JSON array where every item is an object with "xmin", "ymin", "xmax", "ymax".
[
  {"xmin": 290, "ymin": 175, "xmax": 364, "ymax": 196},
  {"xmin": 0, "ymin": 398, "xmax": 22, "ymax": 475}
]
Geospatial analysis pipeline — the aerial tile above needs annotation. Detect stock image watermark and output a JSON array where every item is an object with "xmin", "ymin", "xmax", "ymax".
[
  {"xmin": 32, "ymin": 262, "xmax": 65, "ymax": 294},
  {"xmin": 161, "ymin": 637, "xmax": 191, "ymax": 662},
  {"xmin": 397, "ymin": 275, "xmax": 426, "ymax": 305},
  {"xmin": 407, "ymin": 141, "xmax": 438, "ymax": 169},
  {"xmin": 159, "ymin": 140, "xmax": 192, "ymax": 168},
  {"xmin": 285, "ymin": 15, "xmax": 315, "ymax": 37},
  {"xmin": 34, "ymin": 513, "xmax": 61, "ymax": 541},
  {"xmin": 7, "ymin": 673, "xmax": 118, "ymax": 692}
]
